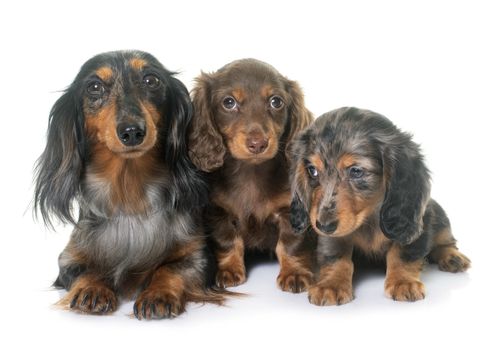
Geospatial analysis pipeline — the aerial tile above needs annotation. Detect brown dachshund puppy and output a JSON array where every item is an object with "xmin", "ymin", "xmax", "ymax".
[
  {"xmin": 188, "ymin": 59, "xmax": 313, "ymax": 290},
  {"xmin": 34, "ymin": 51, "xmax": 226, "ymax": 319},
  {"xmin": 288, "ymin": 107, "xmax": 470, "ymax": 305}
]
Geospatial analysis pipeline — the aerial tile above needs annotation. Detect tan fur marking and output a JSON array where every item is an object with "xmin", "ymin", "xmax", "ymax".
[
  {"xmin": 308, "ymin": 253, "xmax": 354, "ymax": 306},
  {"xmin": 309, "ymin": 186, "xmax": 324, "ymax": 233},
  {"xmin": 433, "ymin": 228, "xmax": 456, "ymax": 246},
  {"xmin": 134, "ymin": 266, "xmax": 186, "ymax": 319},
  {"xmin": 429, "ymin": 228, "xmax": 471, "ymax": 272},
  {"xmin": 232, "ymin": 88, "xmax": 246, "ymax": 103},
  {"xmin": 216, "ymin": 237, "xmax": 246, "ymax": 287},
  {"xmin": 261, "ymin": 85, "xmax": 274, "ymax": 98},
  {"xmin": 57, "ymin": 274, "xmax": 117, "ymax": 314},
  {"xmin": 352, "ymin": 228, "xmax": 391, "ymax": 258},
  {"xmin": 95, "ymin": 66, "xmax": 113, "ymax": 82},
  {"xmin": 385, "ymin": 244, "xmax": 425, "ymax": 301},
  {"xmin": 309, "ymin": 154, "xmax": 325, "ymax": 172},
  {"xmin": 335, "ymin": 191, "xmax": 375, "ymax": 236},
  {"xmin": 332, "ymin": 188, "xmax": 384, "ymax": 237},
  {"xmin": 130, "ymin": 58, "xmax": 147, "ymax": 70},
  {"xmin": 276, "ymin": 241, "xmax": 313, "ymax": 293},
  {"xmin": 89, "ymin": 144, "xmax": 161, "ymax": 214},
  {"xmin": 338, "ymin": 153, "xmax": 357, "ymax": 169},
  {"xmin": 165, "ymin": 239, "xmax": 204, "ymax": 264},
  {"xmin": 85, "ymin": 99, "xmax": 119, "ymax": 148},
  {"xmin": 147, "ymin": 268, "xmax": 185, "ymax": 299}
]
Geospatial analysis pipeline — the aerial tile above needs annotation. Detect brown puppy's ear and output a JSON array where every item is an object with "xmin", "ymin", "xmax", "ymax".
[
  {"xmin": 188, "ymin": 73, "xmax": 226, "ymax": 172},
  {"xmin": 284, "ymin": 79, "xmax": 313, "ymax": 149},
  {"xmin": 379, "ymin": 137, "xmax": 431, "ymax": 245}
]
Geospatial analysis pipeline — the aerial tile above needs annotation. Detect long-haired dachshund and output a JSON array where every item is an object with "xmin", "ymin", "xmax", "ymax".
[
  {"xmin": 34, "ymin": 50, "xmax": 225, "ymax": 319},
  {"xmin": 288, "ymin": 107, "xmax": 471, "ymax": 305},
  {"xmin": 188, "ymin": 59, "xmax": 314, "ymax": 290}
]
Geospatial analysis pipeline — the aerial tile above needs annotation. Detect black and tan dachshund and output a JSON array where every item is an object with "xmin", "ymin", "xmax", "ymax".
[{"xmin": 34, "ymin": 51, "xmax": 226, "ymax": 319}]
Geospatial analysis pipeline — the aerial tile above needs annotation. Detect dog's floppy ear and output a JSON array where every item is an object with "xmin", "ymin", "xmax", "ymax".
[
  {"xmin": 290, "ymin": 191, "xmax": 309, "ymax": 234},
  {"xmin": 379, "ymin": 137, "xmax": 431, "ymax": 245},
  {"xmin": 34, "ymin": 87, "xmax": 85, "ymax": 228},
  {"xmin": 164, "ymin": 74, "xmax": 194, "ymax": 165},
  {"xmin": 289, "ymin": 145, "xmax": 312, "ymax": 233},
  {"xmin": 284, "ymin": 79, "xmax": 313, "ymax": 150},
  {"xmin": 164, "ymin": 74, "xmax": 208, "ymax": 210},
  {"xmin": 188, "ymin": 73, "xmax": 226, "ymax": 172}
]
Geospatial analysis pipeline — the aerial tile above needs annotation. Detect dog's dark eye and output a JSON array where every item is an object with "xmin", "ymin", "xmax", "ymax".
[
  {"xmin": 222, "ymin": 96, "xmax": 238, "ymax": 110},
  {"xmin": 87, "ymin": 81, "xmax": 104, "ymax": 96},
  {"xmin": 269, "ymin": 96, "xmax": 284, "ymax": 109},
  {"xmin": 143, "ymin": 74, "xmax": 160, "ymax": 89},
  {"xmin": 307, "ymin": 165, "xmax": 319, "ymax": 179},
  {"xmin": 349, "ymin": 166, "xmax": 364, "ymax": 179}
]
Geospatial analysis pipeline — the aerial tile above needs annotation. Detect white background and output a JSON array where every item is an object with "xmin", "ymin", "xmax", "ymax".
[{"xmin": 1, "ymin": 0, "xmax": 491, "ymax": 349}]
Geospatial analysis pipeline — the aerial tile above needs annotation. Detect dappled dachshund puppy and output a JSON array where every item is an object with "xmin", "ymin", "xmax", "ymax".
[
  {"xmin": 289, "ymin": 107, "xmax": 470, "ymax": 305},
  {"xmin": 34, "ymin": 51, "xmax": 225, "ymax": 319},
  {"xmin": 188, "ymin": 59, "xmax": 313, "ymax": 290}
]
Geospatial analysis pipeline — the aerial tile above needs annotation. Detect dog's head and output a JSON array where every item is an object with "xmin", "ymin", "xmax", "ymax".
[
  {"xmin": 290, "ymin": 107, "xmax": 430, "ymax": 245},
  {"xmin": 188, "ymin": 58, "xmax": 312, "ymax": 171},
  {"xmin": 34, "ymin": 51, "xmax": 198, "ymax": 226}
]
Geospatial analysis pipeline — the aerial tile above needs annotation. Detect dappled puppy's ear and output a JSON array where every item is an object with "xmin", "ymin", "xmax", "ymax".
[
  {"xmin": 289, "ymin": 145, "xmax": 312, "ymax": 233},
  {"xmin": 379, "ymin": 138, "xmax": 431, "ymax": 245},
  {"xmin": 290, "ymin": 191, "xmax": 309, "ymax": 233},
  {"xmin": 288, "ymin": 128, "xmax": 314, "ymax": 234},
  {"xmin": 188, "ymin": 73, "xmax": 226, "ymax": 172}
]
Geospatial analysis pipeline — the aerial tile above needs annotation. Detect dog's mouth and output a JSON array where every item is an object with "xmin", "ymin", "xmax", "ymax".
[
  {"xmin": 106, "ymin": 132, "xmax": 157, "ymax": 159},
  {"xmin": 311, "ymin": 223, "xmax": 350, "ymax": 238},
  {"xmin": 116, "ymin": 147, "xmax": 149, "ymax": 158},
  {"xmin": 227, "ymin": 136, "xmax": 279, "ymax": 163},
  {"xmin": 310, "ymin": 212, "xmax": 369, "ymax": 238}
]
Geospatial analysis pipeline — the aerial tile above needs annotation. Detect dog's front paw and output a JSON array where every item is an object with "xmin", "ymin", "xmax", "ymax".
[
  {"xmin": 277, "ymin": 271, "xmax": 312, "ymax": 293},
  {"xmin": 216, "ymin": 267, "xmax": 246, "ymax": 288},
  {"xmin": 308, "ymin": 283, "xmax": 353, "ymax": 306},
  {"xmin": 438, "ymin": 251, "xmax": 471, "ymax": 273},
  {"xmin": 68, "ymin": 285, "xmax": 117, "ymax": 314},
  {"xmin": 134, "ymin": 289, "xmax": 185, "ymax": 320},
  {"xmin": 385, "ymin": 279, "xmax": 425, "ymax": 302}
]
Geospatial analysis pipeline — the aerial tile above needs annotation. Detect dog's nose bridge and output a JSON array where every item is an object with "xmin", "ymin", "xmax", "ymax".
[
  {"xmin": 246, "ymin": 124, "xmax": 267, "ymax": 138},
  {"xmin": 318, "ymin": 181, "xmax": 338, "ymax": 217},
  {"xmin": 116, "ymin": 94, "xmax": 145, "ymax": 125}
]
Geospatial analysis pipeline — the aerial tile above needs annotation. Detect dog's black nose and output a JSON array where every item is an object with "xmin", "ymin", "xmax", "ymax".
[
  {"xmin": 117, "ymin": 123, "xmax": 146, "ymax": 146},
  {"xmin": 316, "ymin": 220, "xmax": 338, "ymax": 234}
]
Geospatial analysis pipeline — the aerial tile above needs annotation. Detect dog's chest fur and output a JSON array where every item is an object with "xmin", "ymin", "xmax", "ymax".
[
  {"xmin": 210, "ymin": 157, "xmax": 291, "ymax": 249},
  {"xmin": 351, "ymin": 216, "xmax": 392, "ymax": 259},
  {"xmin": 74, "ymin": 171, "xmax": 193, "ymax": 282}
]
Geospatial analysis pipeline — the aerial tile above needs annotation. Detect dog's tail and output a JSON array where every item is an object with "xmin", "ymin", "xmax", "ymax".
[{"xmin": 186, "ymin": 286, "xmax": 245, "ymax": 306}]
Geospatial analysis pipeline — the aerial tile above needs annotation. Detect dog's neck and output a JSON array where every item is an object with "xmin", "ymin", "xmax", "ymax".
[
  {"xmin": 223, "ymin": 152, "xmax": 287, "ymax": 175},
  {"xmin": 85, "ymin": 144, "xmax": 165, "ymax": 216}
]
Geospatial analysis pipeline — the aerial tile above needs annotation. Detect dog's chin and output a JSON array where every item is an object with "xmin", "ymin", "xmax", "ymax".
[
  {"xmin": 107, "ymin": 143, "xmax": 154, "ymax": 159},
  {"xmin": 117, "ymin": 149, "xmax": 148, "ymax": 159},
  {"xmin": 229, "ymin": 146, "xmax": 279, "ymax": 164},
  {"xmin": 310, "ymin": 221, "xmax": 357, "ymax": 238},
  {"xmin": 235, "ymin": 155, "xmax": 273, "ymax": 164}
]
